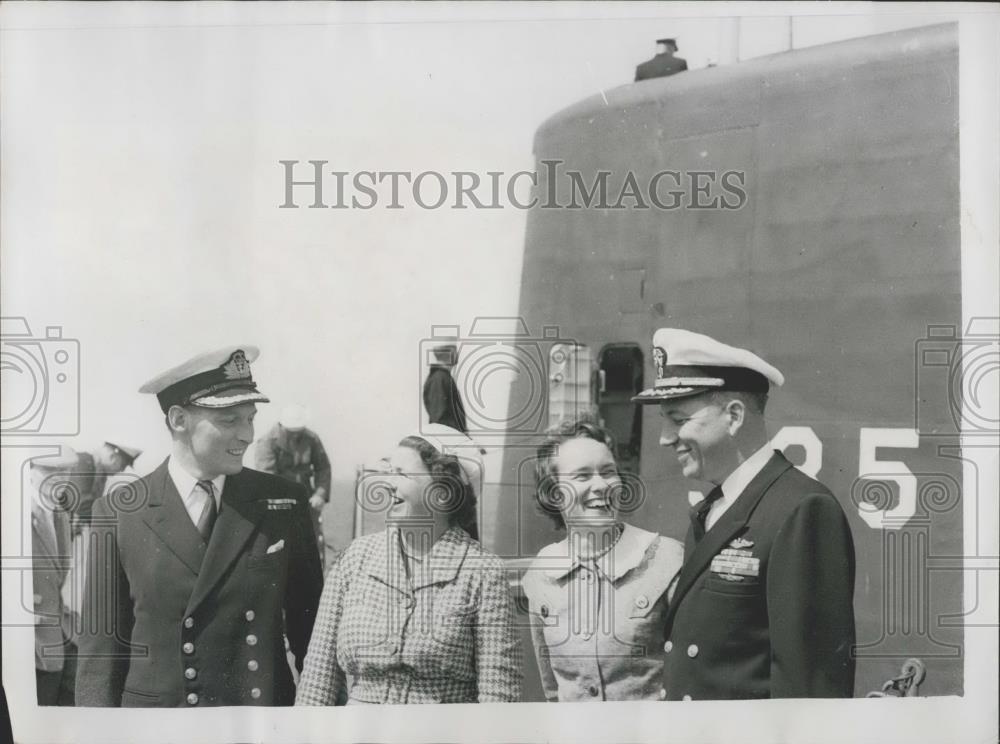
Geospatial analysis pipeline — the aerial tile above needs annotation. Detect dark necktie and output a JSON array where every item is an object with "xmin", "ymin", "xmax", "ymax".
[
  {"xmin": 195, "ymin": 480, "xmax": 218, "ymax": 542},
  {"xmin": 690, "ymin": 486, "xmax": 724, "ymax": 542}
]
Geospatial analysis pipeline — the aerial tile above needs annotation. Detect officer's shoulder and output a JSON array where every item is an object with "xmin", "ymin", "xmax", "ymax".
[
  {"xmin": 96, "ymin": 469, "xmax": 157, "ymax": 514},
  {"xmin": 778, "ymin": 464, "xmax": 837, "ymax": 500},
  {"xmin": 772, "ymin": 465, "xmax": 845, "ymax": 516}
]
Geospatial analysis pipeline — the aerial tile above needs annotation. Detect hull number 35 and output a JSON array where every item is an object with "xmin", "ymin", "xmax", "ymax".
[{"xmin": 770, "ymin": 426, "xmax": 921, "ymax": 530}]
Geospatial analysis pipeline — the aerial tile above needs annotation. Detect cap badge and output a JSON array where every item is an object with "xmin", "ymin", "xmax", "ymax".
[
  {"xmin": 652, "ymin": 346, "xmax": 667, "ymax": 380},
  {"xmin": 222, "ymin": 350, "xmax": 252, "ymax": 381}
]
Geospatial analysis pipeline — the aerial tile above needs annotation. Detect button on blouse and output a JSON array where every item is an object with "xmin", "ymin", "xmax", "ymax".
[
  {"xmin": 295, "ymin": 526, "xmax": 522, "ymax": 705},
  {"xmin": 521, "ymin": 522, "xmax": 683, "ymax": 702}
]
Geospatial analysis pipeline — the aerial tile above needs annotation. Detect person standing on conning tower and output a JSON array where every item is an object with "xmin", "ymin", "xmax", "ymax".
[
  {"xmin": 423, "ymin": 340, "xmax": 468, "ymax": 434},
  {"xmin": 635, "ymin": 38, "xmax": 688, "ymax": 82}
]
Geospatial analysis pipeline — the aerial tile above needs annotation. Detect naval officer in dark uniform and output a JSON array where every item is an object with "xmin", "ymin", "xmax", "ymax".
[
  {"xmin": 634, "ymin": 38, "xmax": 688, "ymax": 82},
  {"xmin": 634, "ymin": 329, "xmax": 856, "ymax": 700},
  {"xmin": 75, "ymin": 346, "xmax": 323, "ymax": 707}
]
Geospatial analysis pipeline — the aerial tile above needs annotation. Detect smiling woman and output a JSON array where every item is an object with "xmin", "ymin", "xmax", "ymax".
[
  {"xmin": 295, "ymin": 425, "xmax": 522, "ymax": 705},
  {"xmin": 522, "ymin": 416, "xmax": 684, "ymax": 702}
]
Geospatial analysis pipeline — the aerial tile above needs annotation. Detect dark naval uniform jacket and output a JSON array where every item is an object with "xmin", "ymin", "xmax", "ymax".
[
  {"xmin": 663, "ymin": 451, "xmax": 856, "ymax": 700},
  {"xmin": 634, "ymin": 54, "xmax": 688, "ymax": 82},
  {"xmin": 422, "ymin": 365, "xmax": 468, "ymax": 433},
  {"xmin": 75, "ymin": 460, "xmax": 323, "ymax": 707}
]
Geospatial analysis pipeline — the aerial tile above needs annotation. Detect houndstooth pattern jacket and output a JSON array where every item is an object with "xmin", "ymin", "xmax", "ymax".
[{"xmin": 296, "ymin": 526, "xmax": 522, "ymax": 705}]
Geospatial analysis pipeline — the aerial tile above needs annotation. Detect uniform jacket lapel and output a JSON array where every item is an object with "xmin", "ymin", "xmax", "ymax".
[
  {"xmin": 666, "ymin": 451, "xmax": 793, "ymax": 626},
  {"xmin": 185, "ymin": 469, "xmax": 263, "ymax": 615},
  {"xmin": 141, "ymin": 459, "xmax": 206, "ymax": 576}
]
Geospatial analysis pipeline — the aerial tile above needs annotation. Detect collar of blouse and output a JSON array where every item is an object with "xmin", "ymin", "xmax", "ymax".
[
  {"xmin": 367, "ymin": 525, "xmax": 473, "ymax": 593},
  {"xmin": 544, "ymin": 522, "xmax": 659, "ymax": 585}
]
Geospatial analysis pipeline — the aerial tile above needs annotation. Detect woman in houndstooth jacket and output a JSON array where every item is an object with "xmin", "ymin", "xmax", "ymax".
[
  {"xmin": 296, "ymin": 426, "xmax": 522, "ymax": 705},
  {"xmin": 521, "ymin": 417, "xmax": 684, "ymax": 701}
]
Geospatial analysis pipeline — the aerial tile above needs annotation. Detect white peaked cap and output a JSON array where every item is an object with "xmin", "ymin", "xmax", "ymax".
[
  {"xmin": 633, "ymin": 328, "xmax": 784, "ymax": 403},
  {"xmin": 138, "ymin": 345, "xmax": 269, "ymax": 413},
  {"xmin": 279, "ymin": 404, "xmax": 308, "ymax": 430}
]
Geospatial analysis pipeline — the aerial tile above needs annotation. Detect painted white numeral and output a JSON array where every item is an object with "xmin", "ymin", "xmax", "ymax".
[
  {"xmin": 857, "ymin": 428, "xmax": 919, "ymax": 529},
  {"xmin": 769, "ymin": 426, "xmax": 823, "ymax": 479}
]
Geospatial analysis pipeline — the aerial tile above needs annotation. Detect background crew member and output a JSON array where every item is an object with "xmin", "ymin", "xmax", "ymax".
[
  {"xmin": 634, "ymin": 38, "xmax": 688, "ymax": 82},
  {"xmin": 633, "ymin": 328, "xmax": 856, "ymax": 700},
  {"xmin": 255, "ymin": 404, "xmax": 333, "ymax": 569},
  {"xmin": 75, "ymin": 346, "xmax": 323, "ymax": 707},
  {"xmin": 423, "ymin": 341, "xmax": 468, "ymax": 433},
  {"xmin": 62, "ymin": 440, "xmax": 143, "ymax": 633},
  {"xmin": 71, "ymin": 439, "xmax": 142, "ymax": 534},
  {"xmin": 31, "ymin": 447, "xmax": 80, "ymax": 706}
]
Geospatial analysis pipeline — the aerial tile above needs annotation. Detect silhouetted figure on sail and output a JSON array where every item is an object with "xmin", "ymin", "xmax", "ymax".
[
  {"xmin": 423, "ymin": 341, "xmax": 468, "ymax": 434},
  {"xmin": 635, "ymin": 38, "xmax": 687, "ymax": 82}
]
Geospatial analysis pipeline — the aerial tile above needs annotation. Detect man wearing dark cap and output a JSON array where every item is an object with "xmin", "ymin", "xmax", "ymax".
[
  {"xmin": 634, "ymin": 328, "xmax": 855, "ymax": 700},
  {"xmin": 634, "ymin": 38, "xmax": 688, "ymax": 82},
  {"xmin": 75, "ymin": 346, "xmax": 323, "ymax": 707}
]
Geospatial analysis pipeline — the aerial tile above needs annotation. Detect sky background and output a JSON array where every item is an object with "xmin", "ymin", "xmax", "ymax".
[{"xmin": 0, "ymin": 3, "xmax": 980, "ymax": 479}]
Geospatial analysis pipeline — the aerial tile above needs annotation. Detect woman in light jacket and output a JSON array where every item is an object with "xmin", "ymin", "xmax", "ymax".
[
  {"xmin": 296, "ymin": 425, "xmax": 522, "ymax": 705},
  {"xmin": 522, "ymin": 417, "xmax": 684, "ymax": 701}
]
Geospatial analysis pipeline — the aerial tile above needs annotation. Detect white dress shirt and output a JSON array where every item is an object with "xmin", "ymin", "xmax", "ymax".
[
  {"xmin": 704, "ymin": 444, "xmax": 775, "ymax": 531},
  {"xmin": 167, "ymin": 457, "xmax": 225, "ymax": 528}
]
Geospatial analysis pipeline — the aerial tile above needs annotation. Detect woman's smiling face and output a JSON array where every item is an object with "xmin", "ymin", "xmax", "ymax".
[
  {"xmin": 552, "ymin": 437, "xmax": 620, "ymax": 525},
  {"xmin": 381, "ymin": 445, "xmax": 433, "ymax": 521}
]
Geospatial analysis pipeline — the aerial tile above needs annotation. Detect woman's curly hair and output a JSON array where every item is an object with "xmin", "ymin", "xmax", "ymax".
[{"xmin": 397, "ymin": 435, "xmax": 479, "ymax": 541}]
